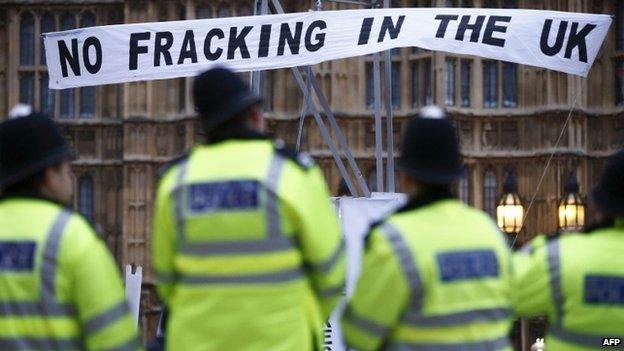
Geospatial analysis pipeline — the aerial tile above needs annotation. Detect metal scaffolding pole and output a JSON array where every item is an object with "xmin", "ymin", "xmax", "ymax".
[
  {"xmin": 251, "ymin": 0, "xmax": 268, "ymax": 94},
  {"xmin": 383, "ymin": 0, "xmax": 395, "ymax": 193},
  {"xmin": 271, "ymin": 0, "xmax": 372, "ymax": 197},
  {"xmin": 372, "ymin": 52, "xmax": 384, "ymax": 193}
]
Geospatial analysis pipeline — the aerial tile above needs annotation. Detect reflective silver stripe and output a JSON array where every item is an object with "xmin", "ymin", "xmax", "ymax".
[
  {"xmin": 155, "ymin": 271, "xmax": 176, "ymax": 284},
  {"xmin": 179, "ymin": 235, "xmax": 296, "ymax": 255},
  {"xmin": 546, "ymin": 239, "xmax": 564, "ymax": 324},
  {"xmin": 173, "ymin": 160, "xmax": 190, "ymax": 245},
  {"xmin": 40, "ymin": 210, "xmax": 72, "ymax": 305},
  {"xmin": 179, "ymin": 267, "xmax": 303, "ymax": 284},
  {"xmin": 403, "ymin": 307, "xmax": 512, "ymax": 327},
  {"xmin": 265, "ymin": 154, "xmax": 285, "ymax": 239},
  {"xmin": 84, "ymin": 301, "xmax": 130, "ymax": 335},
  {"xmin": 343, "ymin": 306, "xmax": 390, "ymax": 338},
  {"xmin": 0, "ymin": 337, "xmax": 80, "ymax": 351},
  {"xmin": 319, "ymin": 284, "xmax": 344, "ymax": 298},
  {"xmin": 550, "ymin": 325, "xmax": 620, "ymax": 347},
  {"xmin": 382, "ymin": 223, "xmax": 423, "ymax": 316},
  {"xmin": 308, "ymin": 237, "xmax": 346, "ymax": 274},
  {"xmin": 101, "ymin": 336, "xmax": 141, "ymax": 351},
  {"xmin": 387, "ymin": 335, "xmax": 510, "ymax": 351},
  {"xmin": 0, "ymin": 301, "xmax": 75, "ymax": 316}
]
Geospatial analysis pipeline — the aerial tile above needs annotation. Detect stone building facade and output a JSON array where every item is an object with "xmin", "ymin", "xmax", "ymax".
[{"xmin": 0, "ymin": 0, "xmax": 622, "ymax": 341}]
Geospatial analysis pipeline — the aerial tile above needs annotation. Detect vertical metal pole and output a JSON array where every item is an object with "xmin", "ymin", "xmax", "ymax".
[
  {"xmin": 383, "ymin": 0, "xmax": 395, "ymax": 193},
  {"xmin": 521, "ymin": 318, "xmax": 529, "ymax": 351},
  {"xmin": 251, "ymin": 0, "xmax": 268, "ymax": 94},
  {"xmin": 373, "ymin": 52, "xmax": 384, "ymax": 193}
]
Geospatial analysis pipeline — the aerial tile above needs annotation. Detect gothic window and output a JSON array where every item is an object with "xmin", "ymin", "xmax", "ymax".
[
  {"xmin": 239, "ymin": 4, "xmax": 252, "ymax": 16},
  {"xmin": 424, "ymin": 58, "xmax": 432, "ymax": 105},
  {"xmin": 366, "ymin": 62, "xmax": 374, "ymax": 109},
  {"xmin": 502, "ymin": 0, "xmax": 517, "ymax": 8},
  {"xmin": 40, "ymin": 14, "xmax": 55, "ymax": 65},
  {"xmin": 503, "ymin": 62, "xmax": 518, "ymax": 107},
  {"xmin": 460, "ymin": 60, "xmax": 471, "ymax": 107},
  {"xmin": 483, "ymin": 60, "xmax": 498, "ymax": 108},
  {"xmin": 217, "ymin": 4, "xmax": 230, "ymax": 17},
  {"xmin": 445, "ymin": 58, "xmax": 456, "ymax": 106},
  {"xmin": 617, "ymin": 1, "xmax": 624, "ymax": 51},
  {"xmin": 484, "ymin": 169, "xmax": 498, "ymax": 217},
  {"xmin": 391, "ymin": 62, "xmax": 401, "ymax": 109},
  {"xmin": 39, "ymin": 74, "xmax": 53, "ymax": 114},
  {"xmin": 79, "ymin": 176, "xmax": 94, "ymax": 222},
  {"xmin": 20, "ymin": 13, "xmax": 35, "ymax": 66},
  {"xmin": 483, "ymin": 0, "xmax": 498, "ymax": 8},
  {"xmin": 19, "ymin": 73, "xmax": 35, "ymax": 106},
  {"xmin": 196, "ymin": 4, "xmax": 212, "ymax": 19},
  {"xmin": 616, "ymin": 59, "xmax": 624, "ymax": 107},
  {"xmin": 459, "ymin": 169, "xmax": 470, "ymax": 204},
  {"xmin": 411, "ymin": 62, "xmax": 419, "ymax": 107}
]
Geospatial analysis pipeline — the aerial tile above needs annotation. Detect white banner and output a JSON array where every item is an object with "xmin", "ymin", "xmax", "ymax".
[{"xmin": 43, "ymin": 8, "xmax": 612, "ymax": 89}]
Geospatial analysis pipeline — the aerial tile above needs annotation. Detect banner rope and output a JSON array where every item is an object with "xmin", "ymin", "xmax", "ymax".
[{"xmin": 509, "ymin": 79, "xmax": 585, "ymax": 248}]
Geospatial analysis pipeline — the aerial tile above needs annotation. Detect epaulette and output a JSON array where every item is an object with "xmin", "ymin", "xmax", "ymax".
[
  {"xmin": 273, "ymin": 139, "xmax": 314, "ymax": 170},
  {"xmin": 157, "ymin": 153, "xmax": 189, "ymax": 178},
  {"xmin": 363, "ymin": 219, "xmax": 386, "ymax": 248}
]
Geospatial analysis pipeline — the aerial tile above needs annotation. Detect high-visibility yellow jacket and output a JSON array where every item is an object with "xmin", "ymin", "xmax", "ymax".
[
  {"xmin": 513, "ymin": 220, "xmax": 624, "ymax": 350},
  {"xmin": 342, "ymin": 198, "xmax": 513, "ymax": 351},
  {"xmin": 152, "ymin": 136, "xmax": 345, "ymax": 351},
  {"xmin": 0, "ymin": 197, "xmax": 141, "ymax": 351}
]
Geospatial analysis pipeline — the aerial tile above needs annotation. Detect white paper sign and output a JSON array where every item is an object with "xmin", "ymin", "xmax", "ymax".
[{"xmin": 43, "ymin": 8, "xmax": 612, "ymax": 89}]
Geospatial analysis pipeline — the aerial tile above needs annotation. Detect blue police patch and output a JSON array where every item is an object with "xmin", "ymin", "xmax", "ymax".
[
  {"xmin": 187, "ymin": 180, "xmax": 260, "ymax": 212},
  {"xmin": 0, "ymin": 242, "xmax": 36, "ymax": 271},
  {"xmin": 437, "ymin": 250, "xmax": 499, "ymax": 282},
  {"xmin": 585, "ymin": 275, "xmax": 624, "ymax": 305}
]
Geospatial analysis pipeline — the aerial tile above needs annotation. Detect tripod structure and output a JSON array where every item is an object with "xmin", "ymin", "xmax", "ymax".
[{"xmin": 251, "ymin": 0, "xmax": 397, "ymax": 197}]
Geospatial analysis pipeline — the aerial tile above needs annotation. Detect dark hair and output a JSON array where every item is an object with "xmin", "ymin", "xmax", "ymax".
[
  {"xmin": 204, "ymin": 105, "xmax": 258, "ymax": 144},
  {"xmin": 1, "ymin": 163, "xmax": 61, "ymax": 199}
]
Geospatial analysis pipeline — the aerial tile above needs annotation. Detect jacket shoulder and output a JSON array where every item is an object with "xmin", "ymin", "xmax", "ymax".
[{"xmin": 273, "ymin": 140, "xmax": 314, "ymax": 171}]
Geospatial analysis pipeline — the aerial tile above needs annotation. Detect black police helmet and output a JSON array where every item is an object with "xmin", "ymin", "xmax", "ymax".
[
  {"xmin": 592, "ymin": 149, "xmax": 624, "ymax": 218},
  {"xmin": 398, "ymin": 106, "xmax": 464, "ymax": 184},
  {"xmin": 0, "ymin": 113, "xmax": 74, "ymax": 189},
  {"xmin": 193, "ymin": 67, "xmax": 263, "ymax": 133}
]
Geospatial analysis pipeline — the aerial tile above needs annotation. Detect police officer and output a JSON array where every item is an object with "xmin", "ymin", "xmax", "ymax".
[
  {"xmin": 512, "ymin": 149, "xmax": 624, "ymax": 350},
  {"xmin": 0, "ymin": 113, "xmax": 141, "ymax": 351},
  {"xmin": 151, "ymin": 67, "xmax": 345, "ymax": 351},
  {"xmin": 341, "ymin": 107, "xmax": 513, "ymax": 351}
]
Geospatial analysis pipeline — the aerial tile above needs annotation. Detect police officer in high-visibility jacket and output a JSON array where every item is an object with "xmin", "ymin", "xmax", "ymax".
[
  {"xmin": 513, "ymin": 149, "xmax": 624, "ymax": 350},
  {"xmin": 0, "ymin": 113, "xmax": 141, "ymax": 351},
  {"xmin": 342, "ymin": 107, "xmax": 513, "ymax": 351},
  {"xmin": 152, "ymin": 67, "xmax": 345, "ymax": 351}
]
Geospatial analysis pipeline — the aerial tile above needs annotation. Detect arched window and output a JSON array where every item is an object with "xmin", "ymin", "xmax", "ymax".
[
  {"xmin": 217, "ymin": 4, "xmax": 230, "ymax": 17},
  {"xmin": 483, "ymin": 169, "xmax": 498, "ymax": 217},
  {"xmin": 40, "ymin": 14, "xmax": 55, "ymax": 65},
  {"xmin": 79, "ymin": 176, "xmax": 94, "ymax": 222},
  {"xmin": 196, "ymin": 4, "xmax": 212, "ymax": 19},
  {"xmin": 20, "ymin": 12, "xmax": 35, "ymax": 66},
  {"xmin": 60, "ymin": 15, "xmax": 76, "ymax": 118}
]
